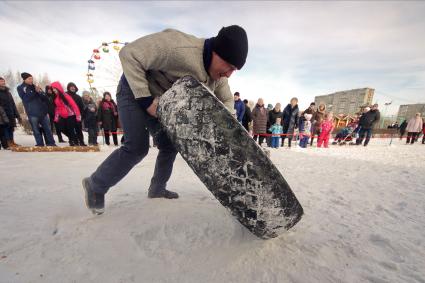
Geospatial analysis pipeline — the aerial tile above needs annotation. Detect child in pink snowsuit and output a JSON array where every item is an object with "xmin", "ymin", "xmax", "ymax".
[{"xmin": 317, "ymin": 112, "xmax": 334, "ymax": 148}]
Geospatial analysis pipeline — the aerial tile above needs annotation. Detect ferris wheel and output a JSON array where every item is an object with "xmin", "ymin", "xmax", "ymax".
[{"xmin": 86, "ymin": 40, "xmax": 128, "ymax": 98}]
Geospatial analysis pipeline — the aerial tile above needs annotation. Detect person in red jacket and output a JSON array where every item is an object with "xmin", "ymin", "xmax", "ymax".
[
  {"xmin": 317, "ymin": 112, "xmax": 335, "ymax": 148},
  {"xmin": 50, "ymin": 81, "xmax": 81, "ymax": 146}
]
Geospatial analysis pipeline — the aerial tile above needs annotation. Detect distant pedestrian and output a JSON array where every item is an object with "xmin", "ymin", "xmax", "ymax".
[
  {"xmin": 356, "ymin": 104, "xmax": 380, "ymax": 147},
  {"xmin": 0, "ymin": 77, "xmax": 21, "ymax": 147},
  {"xmin": 252, "ymin": 98, "xmax": 268, "ymax": 146},
  {"xmin": 234, "ymin": 92, "xmax": 245, "ymax": 123},
  {"xmin": 299, "ymin": 113, "xmax": 313, "ymax": 148},
  {"xmin": 405, "ymin": 113, "xmax": 423, "ymax": 144},
  {"xmin": 281, "ymin": 97, "xmax": 299, "ymax": 148},
  {"xmin": 242, "ymin": 99, "xmax": 252, "ymax": 132},
  {"xmin": 0, "ymin": 105, "xmax": 10, "ymax": 149},
  {"xmin": 310, "ymin": 102, "xmax": 325, "ymax": 146},
  {"xmin": 317, "ymin": 112, "xmax": 334, "ymax": 148},
  {"xmin": 67, "ymin": 82, "xmax": 87, "ymax": 146},
  {"xmin": 269, "ymin": 117, "xmax": 283, "ymax": 149},
  {"xmin": 82, "ymin": 92, "xmax": 99, "ymax": 146},
  {"xmin": 98, "ymin": 92, "xmax": 119, "ymax": 146},
  {"xmin": 17, "ymin": 72, "xmax": 56, "ymax": 147},
  {"xmin": 51, "ymin": 81, "xmax": 81, "ymax": 146}
]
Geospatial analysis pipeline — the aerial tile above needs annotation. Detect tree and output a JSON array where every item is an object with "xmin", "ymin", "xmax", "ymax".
[{"xmin": 1, "ymin": 69, "xmax": 20, "ymax": 100}]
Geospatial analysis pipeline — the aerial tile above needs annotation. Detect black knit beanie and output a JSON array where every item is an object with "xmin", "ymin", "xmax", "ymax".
[
  {"xmin": 212, "ymin": 25, "xmax": 248, "ymax": 70},
  {"xmin": 21, "ymin": 72, "xmax": 32, "ymax": 80}
]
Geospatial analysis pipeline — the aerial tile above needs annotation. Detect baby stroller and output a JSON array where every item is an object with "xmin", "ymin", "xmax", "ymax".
[{"xmin": 332, "ymin": 124, "xmax": 357, "ymax": 145}]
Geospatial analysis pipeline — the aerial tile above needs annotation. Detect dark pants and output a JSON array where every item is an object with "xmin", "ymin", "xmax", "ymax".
[
  {"xmin": 356, "ymin": 128, "xmax": 372, "ymax": 146},
  {"xmin": 49, "ymin": 114, "xmax": 64, "ymax": 142},
  {"xmin": 88, "ymin": 127, "xmax": 98, "ymax": 145},
  {"xmin": 75, "ymin": 122, "xmax": 85, "ymax": 145},
  {"xmin": 281, "ymin": 136, "xmax": 293, "ymax": 147},
  {"xmin": 253, "ymin": 134, "xmax": 266, "ymax": 146},
  {"xmin": 299, "ymin": 135, "xmax": 309, "ymax": 148},
  {"xmin": 282, "ymin": 127, "xmax": 294, "ymax": 147},
  {"xmin": 104, "ymin": 131, "xmax": 118, "ymax": 146},
  {"xmin": 3, "ymin": 125, "xmax": 13, "ymax": 141},
  {"xmin": 58, "ymin": 116, "xmax": 79, "ymax": 146},
  {"xmin": 310, "ymin": 124, "xmax": 320, "ymax": 146},
  {"xmin": 55, "ymin": 122, "xmax": 65, "ymax": 142},
  {"xmin": 0, "ymin": 125, "xmax": 8, "ymax": 149},
  {"xmin": 28, "ymin": 114, "xmax": 56, "ymax": 146},
  {"xmin": 271, "ymin": 136, "xmax": 280, "ymax": 148},
  {"xmin": 89, "ymin": 75, "xmax": 177, "ymax": 195},
  {"xmin": 266, "ymin": 130, "xmax": 272, "ymax": 147},
  {"xmin": 242, "ymin": 121, "xmax": 249, "ymax": 132},
  {"xmin": 406, "ymin": 132, "xmax": 418, "ymax": 144}
]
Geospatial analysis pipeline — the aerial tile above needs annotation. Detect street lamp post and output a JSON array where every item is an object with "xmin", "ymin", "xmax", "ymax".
[{"xmin": 381, "ymin": 101, "xmax": 392, "ymax": 128}]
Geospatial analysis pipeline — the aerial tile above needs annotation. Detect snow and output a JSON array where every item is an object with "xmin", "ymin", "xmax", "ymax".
[{"xmin": 1, "ymin": 130, "xmax": 424, "ymax": 283}]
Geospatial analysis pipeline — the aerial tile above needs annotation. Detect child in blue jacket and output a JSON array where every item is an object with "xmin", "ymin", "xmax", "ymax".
[{"xmin": 269, "ymin": 117, "xmax": 283, "ymax": 148}]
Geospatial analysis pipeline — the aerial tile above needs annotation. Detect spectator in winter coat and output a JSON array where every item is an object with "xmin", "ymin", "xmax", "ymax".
[
  {"xmin": 242, "ymin": 99, "xmax": 252, "ymax": 132},
  {"xmin": 399, "ymin": 120, "xmax": 407, "ymax": 136},
  {"xmin": 51, "ymin": 81, "xmax": 81, "ymax": 146},
  {"xmin": 310, "ymin": 102, "xmax": 326, "ymax": 146},
  {"xmin": 45, "ymin": 85, "xmax": 66, "ymax": 143},
  {"xmin": 317, "ymin": 112, "xmax": 334, "ymax": 148},
  {"xmin": 356, "ymin": 103, "xmax": 380, "ymax": 146},
  {"xmin": 98, "ymin": 92, "xmax": 119, "ymax": 146},
  {"xmin": 82, "ymin": 91, "xmax": 98, "ymax": 146},
  {"xmin": 299, "ymin": 113, "xmax": 313, "ymax": 148},
  {"xmin": 252, "ymin": 98, "xmax": 268, "ymax": 146},
  {"xmin": 281, "ymin": 97, "xmax": 299, "ymax": 148},
  {"xmin": 83, "ymin": 26, "xmax": 248, "ymax": 213},
  {"xmin": 422, "ymin": 121, "xmax": 425, "ymax": 144},
  {"xmin": 267, "ymin": 103, "xmax": 283, "ymax": 147},
  {"xmin": 304, "ymin": 102, "xmax": 316, "ymax": 115},
  {"xmin": 269, "ymin": 117, "xmax": 283, "ymax": 149},
  {"xmin": 67, "ymin": 82, "xmax": 86, "ymax": 146},
  {"xmin": 268, "ymin": 103, "xmax": 283, "ymax": 126},
  {"xmin": 399, "ymin": 120, "xmax": 408, "ymax": 140},
  {"xmin": 0, "ymin": 105, "xmax": 10, "ymax": 149},
  {"xmin": 234, "ymin": 92, "xmax": 245, "ymax": 123},
  {"xmin": 0, "ymin": 77, "xmax": 21, "ymax": 147},
  {"xmin": 17, "ymin": 72, "xmax": 56, "ymax": 147},
  {"xmin": 405, "ymin": 113, "xmax": 423, "ymax": 144}
]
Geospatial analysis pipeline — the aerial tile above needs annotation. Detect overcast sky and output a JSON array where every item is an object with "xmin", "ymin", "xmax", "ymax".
[{"xmin": 1, "ymin": 1, "xmax": 424, "ymax": 115}]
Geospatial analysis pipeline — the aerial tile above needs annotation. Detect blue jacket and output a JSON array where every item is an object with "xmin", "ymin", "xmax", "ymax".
[
  {"xmin": 269, "ymin": 124, "xmax": 283, "ymax": 135},
  {"xmin": 234, "ymin": 99, "xmax": 245, "ymax": 122},
  {"xmin": 17, "ymin": 83, "xmax": 48, "ymax": 118}
]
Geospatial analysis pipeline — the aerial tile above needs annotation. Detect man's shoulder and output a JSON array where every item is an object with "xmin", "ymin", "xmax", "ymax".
[
  {"xmin": 152, "ymin": 28, "xmax": 204, "ymax": 47},
  {"xmin": 162, "ymin": 28, "xmax": 201, "ymax": 39}
]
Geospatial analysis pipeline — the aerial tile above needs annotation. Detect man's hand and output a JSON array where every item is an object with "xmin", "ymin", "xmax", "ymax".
[
  {"xmin": 35, "ymin": 85, "xmax": 43, "ymax": 93},
  {"xmin": 146, "ymin": 98, "xmax": 159, "ymax": 118}
]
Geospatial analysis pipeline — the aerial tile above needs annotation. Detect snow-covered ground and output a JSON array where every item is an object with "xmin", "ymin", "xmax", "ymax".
[{"xmin": 1, "ymin": 130, "xmax": 424, "ymax": 283}]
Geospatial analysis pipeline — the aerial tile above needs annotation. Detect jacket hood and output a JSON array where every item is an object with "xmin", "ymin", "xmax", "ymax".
[
  {"xmin": 50, "ymin": 81, "xmax": 65, "ymax": 95},
  {"xmin": 67, "ymin": 82, "xmax": 79, "ymax": 93},
  {"xmin": 318, "ymin": 103, "xmax": 326, "ymax": 113},
  {"xmin": 45, "ymin": 85, "xmax": 54, "ymax": 94}
]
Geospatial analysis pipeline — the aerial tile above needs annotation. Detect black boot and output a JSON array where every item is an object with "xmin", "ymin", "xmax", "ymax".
[
  {"xmin": 82, "ymin": 177, "xmax": 105, "ymax": 215},
  {"xmin": 148, "ymin": 188, "xmax": 179, "ymax": 199}
]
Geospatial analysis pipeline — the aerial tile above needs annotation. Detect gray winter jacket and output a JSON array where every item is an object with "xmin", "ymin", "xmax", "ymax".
[{"xmin": 119, "ymin": 29, "xmax": 234, "ymax": 113}]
